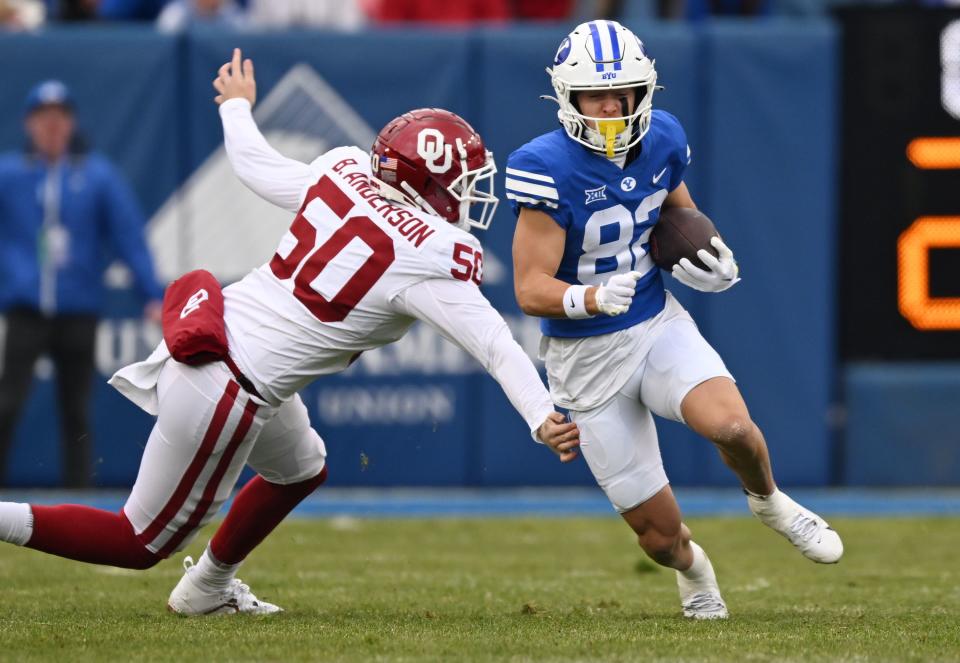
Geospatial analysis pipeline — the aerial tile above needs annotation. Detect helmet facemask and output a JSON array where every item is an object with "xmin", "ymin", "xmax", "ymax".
[{"xmin": 448, "ymin": 139, "xmax": 498, "ymax": 231}]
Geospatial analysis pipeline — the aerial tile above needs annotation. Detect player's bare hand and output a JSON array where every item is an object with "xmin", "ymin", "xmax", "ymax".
[
  {"xmin": 537, "ymin": 411, "xmax": 580, "ymax": 463},
  {"xmin": 213, "ymin": 47, "xmax": 256, "ymax": 107},
  {"xmin": 144, "ymin": 299, "xmax": 163, "ymax": 325}
]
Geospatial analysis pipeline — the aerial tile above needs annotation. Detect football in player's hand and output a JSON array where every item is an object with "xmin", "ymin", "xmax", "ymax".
[{"xmin": 650, "ymin": 207, "xmax": 720, "ymax": 271}]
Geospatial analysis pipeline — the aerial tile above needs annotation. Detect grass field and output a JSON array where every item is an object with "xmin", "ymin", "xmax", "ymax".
[{"xmin": 1, "ymin": 515, "xmax": 958, "ymax": 662}]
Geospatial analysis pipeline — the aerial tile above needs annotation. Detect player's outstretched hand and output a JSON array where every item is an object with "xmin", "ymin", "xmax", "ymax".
[
  {"xmin": 214, "ymin": 47, "xmax": 257, "ymax": 107},
  {"xmin": 537, "ymin": 412, "xmax": 580, "ymax": 463},
  {"xmin": 595, "ymin": 271, "xmax": 642, "ymax": 316},
  {"xmin": 671, "ymin": 236, "xmax": 741, "ymax": 293},
  {"xmin": 144, "ymin": 299, "xmax": 163, "ymax": 325}
]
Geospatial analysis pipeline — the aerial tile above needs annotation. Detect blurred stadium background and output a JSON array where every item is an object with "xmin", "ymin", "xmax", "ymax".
[{"xmin": 0, "ymin": 0, "xmax": 957, "ymax": 501}]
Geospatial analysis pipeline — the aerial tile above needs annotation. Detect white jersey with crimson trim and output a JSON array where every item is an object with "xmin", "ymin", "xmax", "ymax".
[
  {"xmin": 224, "ymin": 145, "xmax": 487, "ymax": 405},
  {"xmin": 112, "ymin": 101, "xmax": 553, "ymax": 436}
]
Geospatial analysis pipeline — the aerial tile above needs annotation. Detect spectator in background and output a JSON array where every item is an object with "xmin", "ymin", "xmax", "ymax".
[
  {"xmin": 514, "ymin": 0, "xmax": 575, "ymax": 20},
  {"xmin": 48, "ymin": 0, "xmax": 166, "ymax": 21},
  {"xmin": 684, "ymin": 0, "xmax": 771, "ymax": 18},
  {"xmin": 370, "ymin": 0, "xmax": 591, "ymax": 23},
  {"xmin": 0, "ymin": 81, "xmax": 164, "ymax": 488},
  {"xmin": 0, "ymin": 0, "xmax": 45, "ymax": 29},
  {"xmin": 156, "ymin": 0, "xmax": 246, "ymax": 32},
  {"xmin": 611, "ymin": 0, "xmax": 770, "ymax": 20},
  {"xmin": 47, "ymin": 0, "xmax": 97, "ymax": 20},
  {"xmin": 371, "ymin": 0, "xmax": 508, "ymax": 24},
  {"xmin": 246, "ymin": 0, "xmax": 365, "ymax": 29}
]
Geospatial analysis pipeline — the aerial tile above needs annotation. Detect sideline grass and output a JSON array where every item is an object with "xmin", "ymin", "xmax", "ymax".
[{"xmin": 1, "ymin": 516, "xmax": 958, "ymax": 662}]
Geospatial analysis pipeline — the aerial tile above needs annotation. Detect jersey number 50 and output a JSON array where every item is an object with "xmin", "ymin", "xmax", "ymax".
[{"xmin": 269, "ymin": 175, "xmax": 396, "ymax": 322}]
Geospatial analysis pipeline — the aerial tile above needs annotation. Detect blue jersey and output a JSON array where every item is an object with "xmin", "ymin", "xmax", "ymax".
[
  {"xmin": 507, "ymin": 110, "xmax": 691, "ymax": 338},
  {"xmin": 0, "ymin": 151, "xmax": 163, "ymax": 314}
]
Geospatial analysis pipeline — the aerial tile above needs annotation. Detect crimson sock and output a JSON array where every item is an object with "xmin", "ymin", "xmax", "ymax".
[
  {"xmin": 210, "ymin": 466, "xmax": 328, "ymax": 565},
  {"xmin": 27, "ymin": 505, "xmax": 161, "ymax": 569}
]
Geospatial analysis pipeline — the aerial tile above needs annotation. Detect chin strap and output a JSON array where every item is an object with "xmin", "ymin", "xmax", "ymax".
[
  {"xmin": 399, "ymin": 180, "xmax": 442, "ymax": 218},
  {"xmin": 372, "ymin": 177, "xmax": 440, "ymax": 219}
]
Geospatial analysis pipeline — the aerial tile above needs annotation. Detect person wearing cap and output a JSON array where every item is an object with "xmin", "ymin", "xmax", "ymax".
[{"xmin": 0, "ymin": 80, "xmax": 164, "ymax": 488}]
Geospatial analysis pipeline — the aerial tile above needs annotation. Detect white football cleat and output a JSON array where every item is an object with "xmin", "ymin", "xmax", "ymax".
[
  {"xmin": 167, "ymin": 556, "xmax": 282, "ymax": 616},
  {"xmin": 679, "ymin": 590, "xmax": 729, "ymax": 620},
  {"xmin": 747, "ymin": 489, "xmax": 843, "ymax": 564},
  {"xmin": 676, "ymin": 549, "xmax": 728, "ymax": 620}
]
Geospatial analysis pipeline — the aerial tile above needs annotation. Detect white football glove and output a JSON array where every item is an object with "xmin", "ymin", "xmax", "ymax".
[
  {"xmin": 595, "ymin": 271, "xmax": 643, "ymax": 316},
  {"xmin": 671, "ymin": 236, "xmax": 741, "ymax": 293}
]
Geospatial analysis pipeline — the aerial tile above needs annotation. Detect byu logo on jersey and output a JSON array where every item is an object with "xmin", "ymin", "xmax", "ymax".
[
  {"xmin": 585, "ymin": 185, "xmax": 607, "ymax": 205},
  {"xmin": 180, "ymin": 288, "xmax": 209, "ymax": 319},
  {"xmin": 417, "ymin": 128, "xmax": 453, "ymax": 174},
  {"xmin": 621, "ymin": 177, "xmax": 636, "ymax": 192}
]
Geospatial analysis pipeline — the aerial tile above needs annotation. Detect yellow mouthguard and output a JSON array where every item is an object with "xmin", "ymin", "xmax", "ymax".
[{"xmin": 597, "ymin": 120, "xmax": 626, "ymax": 157}]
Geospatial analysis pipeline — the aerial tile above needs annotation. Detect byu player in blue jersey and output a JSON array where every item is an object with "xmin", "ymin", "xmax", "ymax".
[{"xmin": 509, "ymin": 21, "xmax": 843, "ymax": 620}]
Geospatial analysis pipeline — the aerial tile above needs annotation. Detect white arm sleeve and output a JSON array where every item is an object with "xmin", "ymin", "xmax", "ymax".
[
  {"xmin": 219, "ymin": 98, "xmax": 314, "ymax": 213},
  {"xmin": 396, "ymin": 279, "xmax": 555, "ymax": 441}
]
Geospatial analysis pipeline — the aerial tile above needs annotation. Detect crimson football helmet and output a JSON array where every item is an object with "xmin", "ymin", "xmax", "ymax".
[{"xmin": 370, "ymin": 108, "xmax": 498, "ymax": 231}]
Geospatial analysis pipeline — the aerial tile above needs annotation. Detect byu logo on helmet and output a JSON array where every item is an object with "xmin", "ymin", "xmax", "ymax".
[
  {"xmin": 635, "ymin": 36, "xmax": 649, "ymax": 58},
  {"xmin": 554, "ymin": 37, "xmax": 572, "ymax": 65},
  {"xmin": 417, "ymin": 128, "xmax": 453, "ymax": 174}
]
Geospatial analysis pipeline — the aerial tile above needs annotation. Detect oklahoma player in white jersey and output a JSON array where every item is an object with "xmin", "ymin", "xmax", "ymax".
[{"xmin": 0, "ymin": 49, "xmax": 579, "ymax": 615}]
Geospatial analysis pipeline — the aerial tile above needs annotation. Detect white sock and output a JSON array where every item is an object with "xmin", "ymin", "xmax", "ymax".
[
  {"xmin": 746, "ymin": 488, "xmax": 789, "ymax": 516},
  {"xmin": 0, "ymin": 502, "xmax": 33, "ymax": 546},
  {"xmin": 192, "ymin": 546, "xmax": 241, "ymax": 593},
  {"xmin": 679, "ymin": 541, "xmax": 714, "ymax": 583}
]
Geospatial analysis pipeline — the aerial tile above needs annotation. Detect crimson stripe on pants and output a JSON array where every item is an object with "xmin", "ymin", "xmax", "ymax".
[
  {"xmin": 137, "ymin": 380, "xmax": 241, "ymax": 550},
  {"xmin": 157, "ymin": 396, "xmax": 260, "ymax": 557}
]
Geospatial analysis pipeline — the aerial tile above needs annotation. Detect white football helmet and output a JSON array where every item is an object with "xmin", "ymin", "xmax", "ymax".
[{"xmin": 545, "ymin": 21, "xmax": 658, "ymax": 157}]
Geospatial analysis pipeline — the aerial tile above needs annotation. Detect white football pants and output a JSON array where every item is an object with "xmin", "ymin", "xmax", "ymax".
[
  {"xmin": 569, "ymin": 315, "xmax": 732, "ymax": 514},
  {"xmin": 122, "ymin": 360, "xmax": 326, "ymax": 556}
]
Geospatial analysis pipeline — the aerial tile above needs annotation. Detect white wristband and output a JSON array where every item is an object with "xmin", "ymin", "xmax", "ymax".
[{"xmin": 562, "ymin": 285, "xmax": 593, "ymax": 319}]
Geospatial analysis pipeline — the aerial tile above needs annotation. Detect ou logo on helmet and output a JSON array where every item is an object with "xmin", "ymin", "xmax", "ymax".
[{"xmin": 417, "ymin": 128, "xmax": 453, "ymax": 174}]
